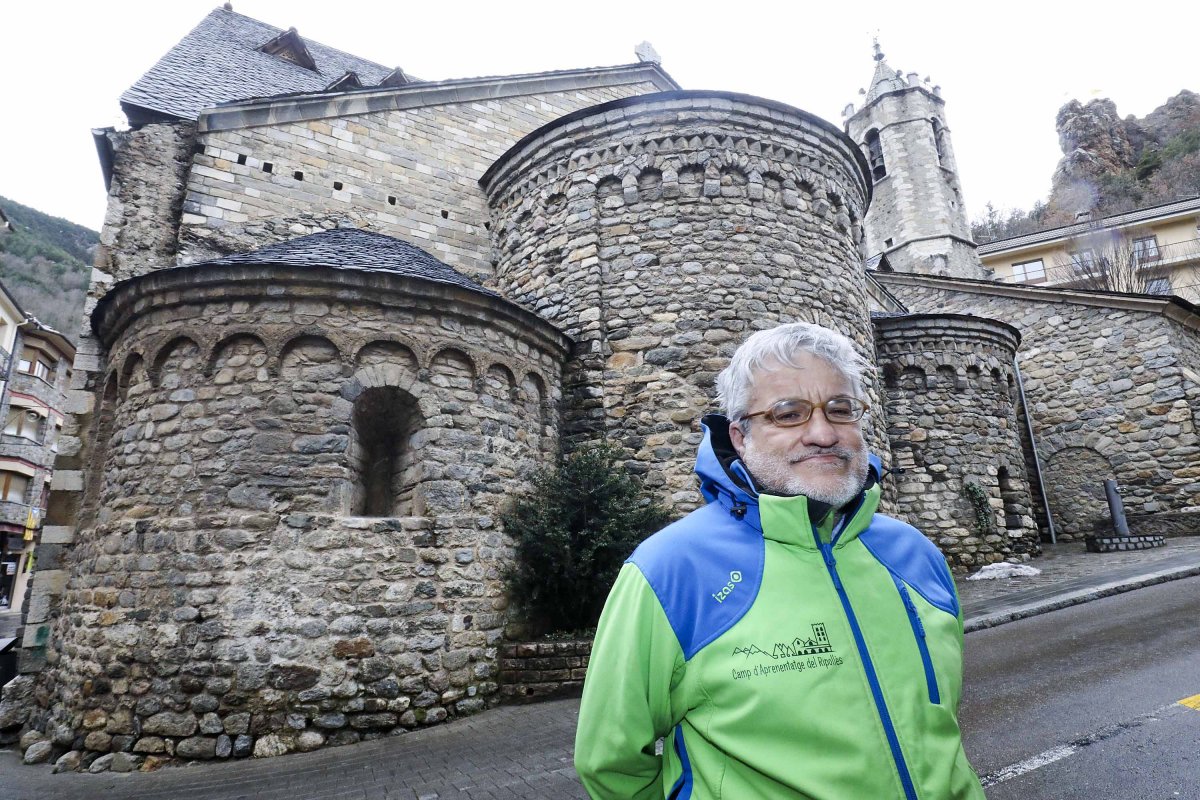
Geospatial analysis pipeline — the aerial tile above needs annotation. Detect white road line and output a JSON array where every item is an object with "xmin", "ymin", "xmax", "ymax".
[
  {"xmin": 980, "ymin": 744, "xmax": 1078, "ymax": 787},
  {"xmin": 980, "ymin": 699, "xmax": 1191, "ymax": 787}
]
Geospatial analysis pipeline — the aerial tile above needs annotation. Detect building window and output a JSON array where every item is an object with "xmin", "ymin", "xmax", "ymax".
[
  {"xmin": 0, "ymin": 472, "xmax": 30, "ymax": 504},
  {"xmin": 3, "ymin": 407, "xmax": 43, "ymax": 442},
  {"xmin": 1010, "ymin": 258, "xmax": 1046, "ymax": 283},
  {"xmin": 1132, "ymin": 236, "xmax": 1160, "ymax": 263},
  {"xmin": 18, "ymin": 350, "xmax": 55, "ymax": 383},
  {"xmin": 1069, "ymin": 249, "xmax": 1097, "ymax": 274},
  {"xmin": 931, "ymin": 118, "xmax": 946, "ymax": 165},
  {"xmin": 350, "ymin": 387, "xmax": 422, "ymax": 517},
  {"xmin": 1145, "ymin": 277, "xmax": 1171, "ymax": 295},
  {"xmin": 865, "ymin": 130, "xmax": 886, "ymax": 181}
]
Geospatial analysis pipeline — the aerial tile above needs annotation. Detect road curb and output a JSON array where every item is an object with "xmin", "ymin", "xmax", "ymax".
[{"xmin": 963, "ymin": 563, "xmax": 1200, "ymax": 633}]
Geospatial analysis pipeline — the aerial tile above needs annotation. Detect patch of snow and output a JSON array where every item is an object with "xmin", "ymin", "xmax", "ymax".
[{"xmin": 966, "ymin": 563, "xmax": 1042, "ymax": 581}]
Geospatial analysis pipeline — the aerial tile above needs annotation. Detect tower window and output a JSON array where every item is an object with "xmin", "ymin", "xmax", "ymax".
[
  {"xmin": 865, "ymin": 130, "xmax": 886, "ymax": 181},
  {"xmin": 931, "ymin": 118, "xmax": 946, "ymax": 165},
  {"xmin": 351, "ymin": 387, "xmax": 422, "ymax": 517}
]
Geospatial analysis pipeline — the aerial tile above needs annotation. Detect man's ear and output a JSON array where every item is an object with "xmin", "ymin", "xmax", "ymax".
[{"xmin": 729, "ymin": 421, "xmax": 746, "ymax": 458}]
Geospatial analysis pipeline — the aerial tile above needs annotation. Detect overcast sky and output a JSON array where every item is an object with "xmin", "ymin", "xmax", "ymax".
[{"xmin": 1, "ymin": 1, "xmax": 1192, "ymax": 232}]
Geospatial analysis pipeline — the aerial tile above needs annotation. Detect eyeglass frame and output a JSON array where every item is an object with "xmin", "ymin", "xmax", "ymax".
[{"xmin": 737, "ymin": 395, "xmax": 870, "ymax": 427}]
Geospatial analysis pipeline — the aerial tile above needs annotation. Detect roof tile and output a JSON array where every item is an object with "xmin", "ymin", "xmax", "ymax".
[
  {"xmin": 121, "ymin": 8, "xmax": 391, "ymax": 120},
  {"xmin": 192, "ymin": 228, "xmax": 499, "ymax": 298}
]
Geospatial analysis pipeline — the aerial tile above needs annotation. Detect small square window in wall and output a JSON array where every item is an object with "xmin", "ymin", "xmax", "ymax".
[
  {"xmin": 294, "ymin": 171, "xmax": 304, "ymax": 181},
  {"xmin": 1010, "ymin": 258, "xmax": 1046, "ymax": 284},
  {"xmin": 388, "ymin": 196, "xmax": 397, "ymax": 206},
  {"xmin": 237, "ymin": 154, "xmax": 247, "ymax": 166},
  {"xmin": 262, "ymin": 162, "xmax": 274, "ymax": 174},
  {"xmin": 333, "ymin": 181, "xmax": 343, "ymax": 191}
]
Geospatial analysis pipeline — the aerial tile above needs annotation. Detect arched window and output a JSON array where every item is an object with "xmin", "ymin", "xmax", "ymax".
[
  {"xmin": 931, "ymin": 118, "xmax": 946, "ymax": 166},
  {"xmin": 865, "ymin": 130, "xmax": 886, "ymax": 181},
  {"xmin": 350, "ymin": 387, "xmax": 422, "ymax": 517}
]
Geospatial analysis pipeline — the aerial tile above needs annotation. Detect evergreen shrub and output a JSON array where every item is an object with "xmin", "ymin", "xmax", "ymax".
[{"xmin": 503, "ymin": 443, "xmax": 671, "ymax": 634}]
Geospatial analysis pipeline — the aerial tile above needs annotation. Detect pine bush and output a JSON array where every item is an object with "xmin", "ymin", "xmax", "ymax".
[{"xmin": 503, "ymin": 443, "xmax": 671, "ymax": 634}]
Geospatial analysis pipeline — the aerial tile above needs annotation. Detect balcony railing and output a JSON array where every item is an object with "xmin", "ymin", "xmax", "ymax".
[{"xmin": 1000, "ymin": 237, "xmax": 1200, "ymax": 289}]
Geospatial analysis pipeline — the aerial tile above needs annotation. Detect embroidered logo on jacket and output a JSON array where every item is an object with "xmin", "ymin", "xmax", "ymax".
[
  {"xmin": 733, "ymin": 623, "xmax": 832, "ymax": 659},
  {"xmin": 730, "ymin": 623, "xmax": 844, "ymax": 680}
]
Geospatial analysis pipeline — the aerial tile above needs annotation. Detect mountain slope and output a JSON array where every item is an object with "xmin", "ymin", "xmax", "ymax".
[{"xmin": 0, "ymin": 195, "xmax": 96, "ymax": 336}]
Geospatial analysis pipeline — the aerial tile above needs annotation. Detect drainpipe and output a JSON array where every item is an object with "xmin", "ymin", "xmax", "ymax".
[{"xmin": 1013, "ymin": 357, "xmax": 1056, "ymax": 544}]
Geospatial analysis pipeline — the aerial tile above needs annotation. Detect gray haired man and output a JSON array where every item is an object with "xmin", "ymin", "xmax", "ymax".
[{"xmin": 575, "ymin": 322, "xmax": 982, "ymax": 799}]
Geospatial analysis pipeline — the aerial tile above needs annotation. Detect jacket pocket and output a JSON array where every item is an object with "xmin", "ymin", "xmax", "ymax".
[{"xmin": 893, "ymin": 576, "xmax": 940, "ymax": 704}]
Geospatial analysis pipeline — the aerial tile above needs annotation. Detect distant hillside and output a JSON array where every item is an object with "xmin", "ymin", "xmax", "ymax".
[
  {"xmin": 973, "ymin": 90, "xmax": 1200, "ymax": 243},
  {"xmin": 0, "ymin": 195, "xmax": 96, "ymax": 336}
]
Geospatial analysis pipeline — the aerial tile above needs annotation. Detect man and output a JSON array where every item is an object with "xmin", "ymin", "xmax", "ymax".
[{"xmin": 575, "ymin": 322, "xmax": 984, "ymax": 799}]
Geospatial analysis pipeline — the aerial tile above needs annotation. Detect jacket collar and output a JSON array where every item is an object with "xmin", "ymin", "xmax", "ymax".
[{"xmin": 696, "ymin": 414, "xmax": 882, "ymax": 548}]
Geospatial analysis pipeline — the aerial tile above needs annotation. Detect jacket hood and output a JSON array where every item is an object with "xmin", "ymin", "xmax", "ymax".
[{"xmin": 696, "ymin": 414, "xmax": 883, "ymax": 534}]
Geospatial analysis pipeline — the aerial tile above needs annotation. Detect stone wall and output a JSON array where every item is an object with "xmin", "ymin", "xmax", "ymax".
[
  {"xmin": 881, "ymin": 275, "xmax": 1200, "ymax": 540},
  {"xmin": 499, "ymin": 639, "xmax": 591, "ymax": 703},
  {"xmin": 25, "ymin": 70, "xmax": 664, "ymax": 687},
  {"xmin": 181, "ymin": 83, "xmax": 663, "ymax": 275},
  {"xmin": 874, "ymin": 314, "xmax": 1040, "ymax": 568},
  {"xmin": 484, "ymin": 91, "xmax": 881, "ymax": 512},
  {"xmin": 28, "ymin": 265, "xmax": 568, "ymax": 761}
]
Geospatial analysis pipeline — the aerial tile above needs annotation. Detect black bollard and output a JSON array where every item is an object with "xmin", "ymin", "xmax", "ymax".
[{"xmin": 1104, "ymin": 479, "xmax": 1131, "ymax": 537}]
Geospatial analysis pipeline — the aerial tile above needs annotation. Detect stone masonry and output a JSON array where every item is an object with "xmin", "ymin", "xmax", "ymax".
[
  {"xmin": 13, "ymin": 11, "xmax": 1200, "ymax": 769},
  {"xmin": 843, "ymin": 51, "xmax": 985, "ymax": 281},
  {"xmin": 483, "ymin": 92, "xmax": 882, "ymax": 511},
  {"xmin": 874, "ymin": 314, "xmax": 1040, "ymax": 567},
  {"xmin": 880, "ymin": 273, "xmax": 1200, "ymax": 540},
  {"xmin": 28, "ymin": 249, "xmax": 568, "ymax": 761},
  {"xmin": 181, "ymin": 81, "xmax": 669, "ymax": 276}
]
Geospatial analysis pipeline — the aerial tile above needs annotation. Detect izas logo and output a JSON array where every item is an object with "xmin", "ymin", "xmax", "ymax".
[{"xmin": 712, "ymin": 570, "xmax": 743, "ymax": 603}]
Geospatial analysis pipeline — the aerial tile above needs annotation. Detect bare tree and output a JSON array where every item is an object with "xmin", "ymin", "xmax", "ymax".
[{"xmin": 1047, "ymin": 224, "xmax": 1199, "ymax": 296}]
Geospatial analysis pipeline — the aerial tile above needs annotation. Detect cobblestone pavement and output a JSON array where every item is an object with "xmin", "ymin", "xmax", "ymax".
[{"xmin": 5, "ymin": 537, "xmax": 1200, "ymax": 799}]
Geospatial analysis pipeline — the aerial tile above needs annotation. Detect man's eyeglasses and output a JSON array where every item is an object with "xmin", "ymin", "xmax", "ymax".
[{"xmin": 739, "ymin": 396, "xmax": 869, "ymax": 427}]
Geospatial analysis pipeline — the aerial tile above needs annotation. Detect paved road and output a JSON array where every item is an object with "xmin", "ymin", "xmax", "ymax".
[
  {"xmin": 961, "ymin": 575, "xmax": 1200, "ymax": 797},
  {"xmin": 5, "ymin": 577, "xmax": 1200, "ymax": 799}
]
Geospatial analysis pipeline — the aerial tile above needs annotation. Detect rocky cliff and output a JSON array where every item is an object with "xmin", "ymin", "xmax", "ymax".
[{"xmin": 1045, "ymin": 90, "xmax": 1200, "ymax": 224}]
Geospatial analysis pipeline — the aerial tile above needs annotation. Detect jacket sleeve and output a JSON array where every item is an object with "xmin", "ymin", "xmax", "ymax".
[{"xmin": 575, "ymin": 562, "xmax": 686, "ymax": 800}]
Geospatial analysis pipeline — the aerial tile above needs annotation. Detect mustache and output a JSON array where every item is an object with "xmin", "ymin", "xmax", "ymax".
[{"xmin": 788, "ymin": 447, "xmax": 856, "ymax": 463}]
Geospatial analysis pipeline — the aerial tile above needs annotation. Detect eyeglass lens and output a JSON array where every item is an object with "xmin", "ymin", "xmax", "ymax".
[{"xmin": 769, "ymin": 397, "xmax": 863, "ymax": 426}]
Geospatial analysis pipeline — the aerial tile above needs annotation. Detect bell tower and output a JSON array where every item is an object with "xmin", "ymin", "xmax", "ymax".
[{"xmin": 843, "ymin": 43, "xmax": 987, "ymax": 279}]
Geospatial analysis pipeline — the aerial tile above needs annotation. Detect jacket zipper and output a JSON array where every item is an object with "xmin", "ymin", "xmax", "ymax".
[
  {"xmin": 817, "ymin": 522, "xmax": 919, "ymax": 800},
  {"xmin": 893, "ymin": 576, "xmax": 940, "ymax": 704}
]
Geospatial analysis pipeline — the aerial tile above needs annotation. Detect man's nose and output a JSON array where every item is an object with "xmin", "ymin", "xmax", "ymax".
[{"xmin": 800, "ymin": 408, "xmax": 840, "ymax": 447}]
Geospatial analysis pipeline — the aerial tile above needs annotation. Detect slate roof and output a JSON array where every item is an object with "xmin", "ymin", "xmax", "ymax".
[
  {"xmin": 977, "ymin": 195, "xmax": 1200, "ymax": 254},
  {"xmin": 192, "ymin": 228, "xmax": 498, "ymax": 297},
  {"xmin": 121, "ymin": 7, "xmax": 392, "ymax": 121}
]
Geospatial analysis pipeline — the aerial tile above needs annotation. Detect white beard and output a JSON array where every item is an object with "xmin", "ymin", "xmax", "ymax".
[{"xmin": 740, "ymin": 443, "xmax": 869, "ymax": 508}]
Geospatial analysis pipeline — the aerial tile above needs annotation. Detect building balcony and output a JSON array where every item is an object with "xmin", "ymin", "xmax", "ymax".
[
  {"xmin": 8, "ymin": 371, "xmax": 64, "ymax": 411},
  {"xmin": 0, "ymin": 500, "xmax": 37, "ymax": 531},
  {"xmin": 0, "ymin": 436, "xmax": 54, "ymax": 470}
]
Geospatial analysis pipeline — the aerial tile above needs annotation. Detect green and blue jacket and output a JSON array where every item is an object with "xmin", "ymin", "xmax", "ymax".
[{"xmin": 575, "ymin": 416, "xmax": 984, "ymax": 799}]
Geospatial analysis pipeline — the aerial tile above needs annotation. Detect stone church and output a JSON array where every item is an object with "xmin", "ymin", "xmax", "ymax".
[{"xmin": 5, "ymin": 6, "xmax": 1197, "ymax": 763}]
